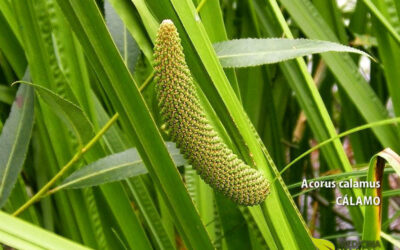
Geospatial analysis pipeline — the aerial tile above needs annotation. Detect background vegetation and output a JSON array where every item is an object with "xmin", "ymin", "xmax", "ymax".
[{"xmin": 0, "ymin": 0, "xmax": 400, "ymax": 249}]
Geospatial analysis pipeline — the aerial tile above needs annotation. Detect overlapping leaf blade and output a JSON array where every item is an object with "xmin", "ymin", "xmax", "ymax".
[
  {"xmin": 54, "ymin": 0, "xmax": 214, "ymax": 248},
  {"xmin": 0, "ymin": 84, "xmax": 34, "ymax": 208},
  {"xmin": 57, "ymin": 143, "xmax": 186, "ymax": 190},
  {"xmin": 0, "ymin": 211, "xmax": 89, "ymax": 250}
]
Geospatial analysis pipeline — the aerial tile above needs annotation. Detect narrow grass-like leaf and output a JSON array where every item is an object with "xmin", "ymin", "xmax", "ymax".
[
  {"xmin": 12, "ymin": 1, "xmax": 151, "ymax": 248},
  {"xmin": 371, "ymin": 0, "xmax": 400, "ymax": 117},
  {"xmin": 107, "ymin": 0, "xmax": 154, "ymax": 62},
  {"xmin": 55, "ymin": 1, "xmax": 214, "ymax": 248},
  {"xmin": 195, "ymin": 0, "xmax": 241, "ymax": 98},
  {"xmin": 280, "ymin": 117, "xmax": 400, "ymax": 177},
  {"xmin": 4, "ymin": 177, "xmax": 39, "ymax": 224},
  {"xmin": 381, "ymin": 231, "xmax": 400, "ymax": 247},
  {"xmin": 362, "ymin": 148, "xmax": 400, "ymax": 242},
  {"xmin": 0, "ymin": 211, "xmax": 90, "ymax": 250},
  {"xmin": 126, "ymin": 179, "xmax": 176, "ymax": 250},
  {"xmin": 0, "ymin": 0, "xmax": 21, "ymax": 44},
  {"xmin": 105, "ymin": 1, "xmax": 140, "ymax": 72},
  {"xmin": 0, "ymin": 11, "xmax": 26, "ymax": 78},
  {"xmin": 0, "ymin": 84, "xmax": 34, "ymax": 208},
  {"xmin": 363, "ymin": 0, "xmax": 400, "ymax": 45},
  {"xmin": 214, "ymin": 38, "xmax": 370, "ymax": 67},
  {"xmin": 256, "ymin": 0, "xmax": 364, "ymax": 230},
  {"xmin": 279, "ymin": 0, "xmax": 400, "ymax": 151},
  {"xmin": 56, "ymin": 143, "xmax": 186, "ymax": 190},
  {"xmin": 48, "ymin": 0, "xmax": 97, "ymax": 121},
  {"xmin": 130, "ymin": 0, "xmax": 159, "ymax": 41},
  {"xmin": 383, "ymin": 189, "xmax": 400, "ymax": 198},
  {"xmin": 168, "ymin": 0, "xmax": 315, "ymax": 248}
]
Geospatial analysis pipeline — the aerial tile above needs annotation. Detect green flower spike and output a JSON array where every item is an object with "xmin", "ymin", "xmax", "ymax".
[{"xmin": 153, "ymin": 20, "xmax": 270, "ymax": 206}]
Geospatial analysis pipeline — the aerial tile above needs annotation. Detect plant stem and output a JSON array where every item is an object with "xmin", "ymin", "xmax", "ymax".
[
  {"xmin": 139, "ymin": 70, "xmax": 154, "ymax": 92},
  {"xmin": 278, "ymin": 117, "xmax": 400, "ymax": 179},
  {"xmin": 12, "ymin": 113, "xmax": 119, "ymax": 217},
  {"xmin": 196, "ymin": 0, "xmax": 208, "ymax": 13}
]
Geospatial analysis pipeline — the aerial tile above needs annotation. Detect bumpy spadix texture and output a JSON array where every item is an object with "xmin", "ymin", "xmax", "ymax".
[{"xmin": 154, "ymin": 20, "xmax": 269, "ymax": 206}]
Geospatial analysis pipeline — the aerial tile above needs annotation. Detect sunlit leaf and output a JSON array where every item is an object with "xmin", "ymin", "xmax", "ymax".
[
  {"xmin": 0, "ymin": 211, "xmax": 89, "ymax": 250},
  {"xmin": 57, "ymin": 142, "xmax": 186, "ymax": 190},
  {"xmin": 215, "ymin": 38, "xmax": 370, "ymax": 68}
]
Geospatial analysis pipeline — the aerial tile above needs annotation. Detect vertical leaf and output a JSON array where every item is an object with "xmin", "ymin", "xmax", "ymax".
[
  {"xmin": 363, "ymin": 148, "xmax": 400, "ymax": 242},
  {"xmin": 54, "ymin": 0, "xmax": 214, "ymax": 248},
  {"xmin": 0, "ymin": 84, "xmax": 34, "ymax": 208}
]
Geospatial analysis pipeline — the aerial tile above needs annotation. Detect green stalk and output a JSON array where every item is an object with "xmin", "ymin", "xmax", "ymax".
[
  {"xmin": 12, "ymin": 113, "xmax": 119, "ymax": 217},
  {"xmin": 279, "ymin": 117, "xmax": 400, "ymax": 177}
]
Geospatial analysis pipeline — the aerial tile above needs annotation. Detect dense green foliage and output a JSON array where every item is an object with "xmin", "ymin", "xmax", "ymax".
[{"xmin": 0, "ymin": 0, "xmax": 400, "ymax": 249}]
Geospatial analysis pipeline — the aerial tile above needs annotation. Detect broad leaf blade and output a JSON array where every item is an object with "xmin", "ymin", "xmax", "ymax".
[
  {"xmin": 57, "ymin": 143, "xmax": 186, "ymax": 190},
  {"xmin": 0, "ymin": 84, "xmax": 34, "ymax": 208},
  {"xmin": 214, "ymin": 38, "xmax": 370, "ymax": 67}
]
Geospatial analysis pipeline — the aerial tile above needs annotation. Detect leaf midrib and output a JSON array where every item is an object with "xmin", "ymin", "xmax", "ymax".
[
  {"xmin": 60, "ymin": 161, "xmax": 136, "ymax": 189},
  {"xmin": 0, "ymin": 90, "xmax": 29, "ymax": 198}
]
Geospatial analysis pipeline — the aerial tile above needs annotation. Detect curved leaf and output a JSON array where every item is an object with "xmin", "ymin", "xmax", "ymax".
[
  {"xmin": 16, "ymin": 81, "xmax": 94, "ymax": 145},
  {"xmin": 56, "ymin": 142, "xmax": 186, "ymax": 190},
  {"xmin": 55, "ymin": 1, "xmax": 214, "ymax": 248},
  {"xmin": 362, "ymin": 148, "xmax": 400, "ymax": 242},
  {"xmin": 214, "ymin": 38, "xmax": 370, "ymax": 68},
  {"xmin": 0, "ymin": 211, "xmax": 90, "ymax": 250},
  {"xmin": 0, "ymin": 84, "xmax": 34, "ymax": 208}
]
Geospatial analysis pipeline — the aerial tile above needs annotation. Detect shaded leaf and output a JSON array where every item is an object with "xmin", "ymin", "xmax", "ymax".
[
  {"xmin": 0, "ymin": 11, "xmax": 27, "ymax": 78},
  {"xmin": 56, "ymin": 142, "xmax": 186, "ymax": 190},
  {"xmin": 0, "ymin": 84, "xmax": 34, "ymax": 208},
  {"xmin": 105, "ymin": 0, "xmax": 141, "ymax": 73},
  {"xmin": 0, "ymin": 85, "xmax": 16, "ymax": 105},
  {"xmin": 214, "ymin": 38, "xmax": 370, "ymax": 68}
]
